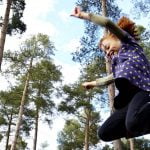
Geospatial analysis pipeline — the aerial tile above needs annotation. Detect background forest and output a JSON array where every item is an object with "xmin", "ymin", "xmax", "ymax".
[{"xmin": 0, "ymin": 0, "xmax": 150, "ymax": 150}]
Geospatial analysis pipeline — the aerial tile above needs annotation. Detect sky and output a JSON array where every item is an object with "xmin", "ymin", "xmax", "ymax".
[{"xmin": 0, "ymin": 0, "xmax": 150, "ymax": 149}]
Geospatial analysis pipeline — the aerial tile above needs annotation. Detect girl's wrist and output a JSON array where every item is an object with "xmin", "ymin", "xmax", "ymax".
[
  {"xmin": 91, "ymin": 81, "xmax": 97, "ymax": 86},
  {"xmin": 80, "ymin": 12, "xmax": 90, "ymax": 20}
]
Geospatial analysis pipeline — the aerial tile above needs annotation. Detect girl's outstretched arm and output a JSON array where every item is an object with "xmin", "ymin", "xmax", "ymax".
[
  {"xmin": 95, "ymin": 73, "xmax": 115, "ymax": 86},
  {"xmin": 71, "ymin": 7, "xmax": 127, "ymax": 41},
  {"xmin": 82, "ymin": 73, "xmax": 115, "ymax": 90}
]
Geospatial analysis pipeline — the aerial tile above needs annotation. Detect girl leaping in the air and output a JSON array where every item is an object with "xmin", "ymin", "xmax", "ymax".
[{"xmin": 71, "ymin": 7, "xmax": 150, "ymax": 141}]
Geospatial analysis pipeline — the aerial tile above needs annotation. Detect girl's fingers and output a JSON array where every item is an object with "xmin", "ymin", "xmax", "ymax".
[
  {"xmin": 75, "ymin": 7, "xmax": 78, "ymax": 14},
  {"xmin": 70, "ymin": 7, "xmax": 80, "ymax": 17}
]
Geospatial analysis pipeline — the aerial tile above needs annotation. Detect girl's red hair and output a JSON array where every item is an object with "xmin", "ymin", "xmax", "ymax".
[
  {"xmin": 99, "ymin": 16, "xmax": 139, "ymax": 48},
  {"xmin": 117, "ymin": 16, "xmax": 139, "ymax": 41}
]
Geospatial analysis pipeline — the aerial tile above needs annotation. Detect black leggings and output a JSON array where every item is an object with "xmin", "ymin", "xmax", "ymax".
[{"xmin": 98, "ymin": 90, "xmax": 150, "ymax": 141}]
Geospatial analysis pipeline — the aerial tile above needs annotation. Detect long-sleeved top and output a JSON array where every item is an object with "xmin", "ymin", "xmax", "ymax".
[
  {"xmin": 96, "ymin": 73, "xmax": 114, "ymax": 86},
  {"xmin": 88, "ymin": 14, "xmax": 150, "ymax": 92}
]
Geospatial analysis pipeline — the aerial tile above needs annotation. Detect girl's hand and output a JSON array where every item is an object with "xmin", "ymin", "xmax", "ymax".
[
  {"xmin": 82, "ymin": 81, "xmax": 96, "ymax": 90},
  {"xmin": 70, "ymin": 7, "xmax": 90, "ymax": 20},
  {"xmin": 70, "ymin": 7, "xmax": 82, "ymax": 18}
]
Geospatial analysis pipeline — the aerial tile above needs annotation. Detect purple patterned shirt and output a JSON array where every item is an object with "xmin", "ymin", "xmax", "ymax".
[{"xmin": 112, "ymin": 34, "xmax": 150, "ymax": 92}]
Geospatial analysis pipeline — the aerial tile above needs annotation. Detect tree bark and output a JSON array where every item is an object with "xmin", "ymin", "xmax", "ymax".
[
  {"xmin": 101, "ymin": 0, "xmax": 123, "ymax": 150},
  {"xmin": 84, "ymin": 108, "xmax": 90, "ymax": 150},
  {"xmin": 33, "ymin": 106, "xmax": 39, "ymax": 150},
  {"xmin": 129, "ymin": 139, "xmax": 135, "ymax": 150},
  {"xmin": 33, "ymin": 83, "xmax": 42, "ymax": 150},
  {"xmin": 0, "ymin": 0, "xmax": 12, "ymax": 69},
  {"xmin": 5, "ymin": 112, "xmax": 13, "ymax": 150},
  {"xmin": 10, "ymin": 58, "xmax": 33, "ymax": 150},
  {"xmin": 113, "ymin": 140, "xmax": 123, "ymax": 150}
]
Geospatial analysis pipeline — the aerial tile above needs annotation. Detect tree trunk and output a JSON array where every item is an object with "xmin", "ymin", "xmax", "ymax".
[
  {"xmin": 33, "ymin": 85, "xmax": 42, "ymax": 150},
  {"xmin": 33, "ymin": 106, "xmax": 39, "ymax": 150},
  {"xmin": 129, "ymin": 139, "xmax": 135, "ymax": 150},
  {"xmin": 101, "ymin": 0, "xmax": 123, "ymax": 150},
  {"xmin": 5, "ymin": 112, "xmax": 13, "ymax": 150},
  {"xmin": 10, "ymin": 58, "xmax": 33, "ymax": 150},
  {"xmin": 113, "ymin": 140, "xmax": 123, "ymax": 150},
  {"xmin": 0, "ymin": 0, "xmax": 12, "ymax": 69},
  {"xmin": 106, "ymin": 59, "xmax": 122, "ymax": 150},
  {"xmin": 84, "ymin": 108, "xmax": 90, "ymax": 150}
]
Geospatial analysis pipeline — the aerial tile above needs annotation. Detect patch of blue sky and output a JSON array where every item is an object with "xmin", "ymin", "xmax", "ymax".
[{"xmin": 45, "ymin": 2, "xmax": 85, "ymax": 65}]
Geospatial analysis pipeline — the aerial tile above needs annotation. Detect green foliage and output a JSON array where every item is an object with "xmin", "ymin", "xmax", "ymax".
[
  {"xmin": 15, "ymin": 34, "xmax": 62, "ymax": 127},
  {"xmin": 30, "ymin": 59, "xmax": 62, "ymax": 117},
  {"xmin": 58, "ymin": 119, "xmax": 84, "ymax": 150},
  {"xmin": 0, "ymin": 134, "xmax": 3, "ymax": 142},
  {"xmin": 143, "ymin": 42, "xmax": 150, "ymax": 61},
  {"xmin": 58, "ymin": 83, "xmax": 87, "ymax": 114},
  {"xmin": 80, "ymin": 57, "xmax": 106, "ymax": 81},
  {"xmin": 40, "ymin": 141, "xmax": 49, "ymax": 149},
  {"xmin": 137, "ymin": 25, "xmax": 150, "ymax": 42},
  {"xmin": 0, "ymin": 114, "xmax": 7, "ymax": 125},
  {"xmin": 59, "ymin": 59, "xmax": 105, "ymax": 115},
  {"xmin": 134, "ymin": 138, "xmax": 150, "ymax": 150},
  {"xmin": 15, "ymin": 136, "xmax": 28, "ymax": 150},
  {"xmin": 31, "ymin": 60, "xmax": 62, "ymax": 87},
  {"xmin": 0, "ymin": 85, "xmax": 33, "ymax": 136},
  {"xmin": 136, "ymin": 25, "xmax": 150, "ymax": 61},
  {"xmin": 7, "ymin": 0, "xmax": 26, "ymax": 35},
  {"xmin": 58, "ymin": 115, "xmax": 100, "ymax": 150},
  {"xmin": 7, "ymin": 12, "xmax": 26, "ymax": 35},
  {"xmin": 0, "ymin": 86, "xmax": 22, "ymax": 117},
  {"xmin": 4, "ymin": 33, "xmax": 55, "ymax": 76},
  {"xmin": 121, "ymin": 138, "xmax": 150, "ymax": 150},
  {"xmin": 0, "ymin": 85, "xmax": 25, "ymax": 106},
  {"xmin": 131, "ymin": 0, "xmax": 150, "ymax": 18},
  {"xmin": 58, "ymin": 80, "xmax": 102, "ymax": 115},
  {"xmin": 0, "ymin": 86, "xmax": 32, "ymax": 147},
  {"xmin": 58, "ymin": 65, "xmax": 101, "ymax": 149},
  {"xmin": 102, "ymin": 144, "xmax": 113, "ymax": 150},
  {"xmin": 101, "ymin": 138, "xmax": 150, "ymax": 150}
]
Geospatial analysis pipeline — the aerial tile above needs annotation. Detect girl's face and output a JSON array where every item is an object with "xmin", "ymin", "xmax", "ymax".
[{"xmin": 100, "ymin": 37, "xmax": 121, "ymax": 58}]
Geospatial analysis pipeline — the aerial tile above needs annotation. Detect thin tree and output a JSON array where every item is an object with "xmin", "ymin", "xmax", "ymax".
[
  {"xmin": 58, "ymin": 119, "xmax": 85, "ymax": 150},
  {"xmin": 129, "ymin": 139, "xmax": 135, "ymax": 150},
  {"xmin": 10, "ymin": 58, "xmax": 32, "ymax": 150},
  {"xmin": 0, "ymin": 84, "xmax": 32, "ymax": 150},
  {"xmin": 0, "ymin": 0, "xmax": 13, "ymax": 69},
  {"xmin": 59, "ymin": 83, "xmax": 100, "ymax": 150},
  {"xmin": 59, "ymin": 60, "xmax": 104, "ymax": 150},
  {"xmin": 5, "ymin": 109, "xmax": 13, "ymax": 150},
  {"xmin": 58, "ymin": 111, "xmax": 100, "ymax": 150},
  {"xmin": 31, "ymin": 60, "xmax": 62, "ymax": 150},
  {"xmin": 0, "ymin": 0, "xmax": 26, "ymax": 69},
  {"xmin": 101, "ymin": 0, "xmax": 123, "ymax": 149}
]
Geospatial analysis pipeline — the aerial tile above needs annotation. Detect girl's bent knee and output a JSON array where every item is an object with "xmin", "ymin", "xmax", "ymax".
[
  {"xmin": 126, "ymin": 119, "xmax": 139, "ymax": 135},
  {"xmin": 98, "ymin": 127, "xmax": 112, "ymax": 142}
]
